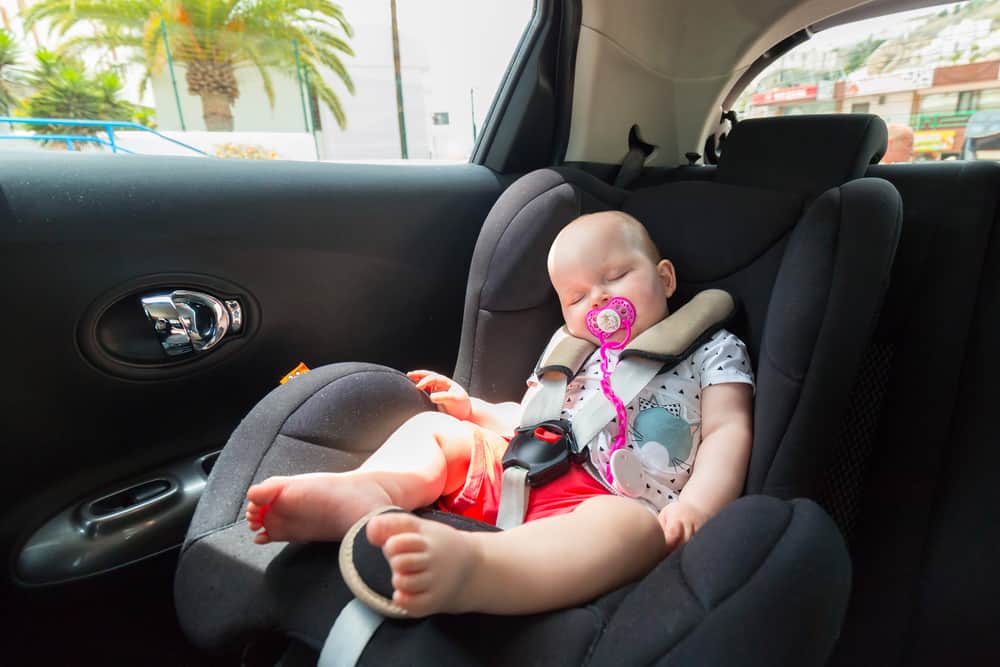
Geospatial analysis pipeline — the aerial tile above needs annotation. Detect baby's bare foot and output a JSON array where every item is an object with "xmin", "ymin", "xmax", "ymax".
[
  {"xmin": 245, "ymin": 472, "xmax": 392, "ymax": 544},
  {"xmin": 365, "ymin": 513, "xmax": 483, "ymax": 617}
]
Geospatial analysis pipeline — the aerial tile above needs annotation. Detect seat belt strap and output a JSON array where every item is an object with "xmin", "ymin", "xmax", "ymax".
[
  {"xmin": 496, "ymin": 467, "xmax": 530, "ymax": 530},
  {"xmin": 613, "ymin": 124, "xmax": 656, "ymax": 189},
  {"xmin": 570, "ymin": 356, "xmax": 666, "ymax": 450},
  {"xmin": 520, "ymin": 373, "xmax": 569, "ymax": 427},
  {"xmin": 318, "ymin": 598, "xmax": 384, "ymax": 667}
]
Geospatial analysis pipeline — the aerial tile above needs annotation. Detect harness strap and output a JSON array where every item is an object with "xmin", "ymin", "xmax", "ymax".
[
  {"xmin": 319, "ymin": 598, "xmax": 384, "ymax": 667},
  {"xmin": 570, "ymin": 356, "xmax": 665, "ymax": 452},
  {"xmin": 496, "ymin": 467, "xmax": 530, "ymax": 530},
  {"xmin": 520, "ymin": 372, "xmax": 570, "ymax": 426},
  {"xmin": 534, "ymin": 327, "xmax": 595, "ymax": 380}
]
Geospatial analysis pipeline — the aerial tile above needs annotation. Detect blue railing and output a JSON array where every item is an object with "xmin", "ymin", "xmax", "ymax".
[{"xmin": 0, "ymin": 117, "xmax": 210, "ymax": 156}]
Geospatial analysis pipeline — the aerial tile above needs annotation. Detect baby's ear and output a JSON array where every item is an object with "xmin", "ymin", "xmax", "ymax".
[{"xmin": 657, "ymin": 259, "xmax": 677, "ymax": 297}]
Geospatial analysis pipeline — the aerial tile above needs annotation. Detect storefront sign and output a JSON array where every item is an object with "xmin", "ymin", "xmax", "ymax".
[
  {"xmin": 845, "ymin": 69, "xmax": 933, "ymax": 96},
  {"xmin": 751, "ymin": 84, "xmax": 817, "ymax": 105},
  {"xmin": 913, "ymin": 129, "xmax": 957, "ymax": 152}
]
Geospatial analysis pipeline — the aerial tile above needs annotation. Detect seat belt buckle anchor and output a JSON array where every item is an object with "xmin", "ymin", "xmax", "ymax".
[{"xmin": 501, "ymin": 419, "xmax": 579, "ymax": 487}]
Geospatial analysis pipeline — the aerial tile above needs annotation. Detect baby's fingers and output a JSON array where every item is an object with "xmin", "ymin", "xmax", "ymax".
[
  {"xmin": 428, "ymin": 390, "xmax": 459, "ymax": 405},
  {"xmin": 414, "ymin": 376, "xmax": 446, "ymax": 392},
  {"xmin": 663, "ymin": 526, "xmax": 681, "ymax": 551},
  {"xmin": 407, "ymin": 370, "xmax": 434, "ymax": 382},
  {"xmin": 662, "ymin": 510, "xmax": 694, "ymax": 550}
]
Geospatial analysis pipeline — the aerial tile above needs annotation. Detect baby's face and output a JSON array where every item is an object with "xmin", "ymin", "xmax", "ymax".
[{"xmin": 549, "ymin": 223, "xmax": 675, "ymax": 343}]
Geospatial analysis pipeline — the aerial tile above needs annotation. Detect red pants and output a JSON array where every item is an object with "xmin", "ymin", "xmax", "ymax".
[{"xmin": 436, "ymin": 431, "xmax": 611, "ymax": 525}]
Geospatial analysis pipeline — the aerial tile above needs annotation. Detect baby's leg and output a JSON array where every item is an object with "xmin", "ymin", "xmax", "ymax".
[
  {"xmin": 246, "ymin": 412, "xmax": 498, "ymax": 543},
  {"xmin": 366, "ymin": 495, "xmax": 668, "ymax": 617}
]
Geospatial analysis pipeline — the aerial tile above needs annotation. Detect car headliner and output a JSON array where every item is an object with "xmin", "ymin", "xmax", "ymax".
[{"xmin": 566, "ymin": 0, "xmax": 955, "ymax": 166}]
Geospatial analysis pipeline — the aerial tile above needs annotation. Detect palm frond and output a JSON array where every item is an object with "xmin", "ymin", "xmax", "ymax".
[
  {"xmin": 306, "ymin": 68, "xmax": 346, "ymax": 129},
  {"xmin": 59, "ymin": 33, "xmax": 145, "ymax": 59},
  {"xmin": 241, "ymin": 43, "xmax": 276, "ymax": 107},
  {"xmin": 25, "ymin": 0, "xmax": 160, "ymax": 35}
]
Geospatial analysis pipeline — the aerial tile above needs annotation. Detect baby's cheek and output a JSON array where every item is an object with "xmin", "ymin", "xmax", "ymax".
[{"xmin": 566, "ymin": 314, "xmax": 590, "ymax": 339}]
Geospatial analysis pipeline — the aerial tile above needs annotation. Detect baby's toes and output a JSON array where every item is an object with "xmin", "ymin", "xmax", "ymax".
[
  {"xmin": 366, "ymin": 512, "xmax": 422, "ymax": 547},
  {"xmin": 392, "ymin": 570, "xmax": 432, "ymax": 595},
  {"xmin": 388, "ymin": 550, "xmax": 430, "ymax": 575},
  {"xmin": 383, "ymin": 531, "xmax": 428, "ymax": 558},
  {"xmin": 393, "ymin": 590, "xmax": 437, "ymax": 618},
  {"xmin": 246, "ymin": 478, "xmax": 284, "ymax": 508}
]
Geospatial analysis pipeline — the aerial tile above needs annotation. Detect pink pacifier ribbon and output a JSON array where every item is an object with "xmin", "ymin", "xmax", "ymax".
[{"xmin": 585, "ymin": 296, "xmax": 636, "ymax": 482}]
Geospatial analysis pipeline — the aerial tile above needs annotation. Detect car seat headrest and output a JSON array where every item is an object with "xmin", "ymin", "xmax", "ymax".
[{"xmin": 717, "ymin": 114, "xmax": 888, "ymax": 197}]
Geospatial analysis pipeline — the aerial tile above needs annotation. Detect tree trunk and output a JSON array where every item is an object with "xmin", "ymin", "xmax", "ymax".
[{"xmin": 200, "ymin": 92, "xmax": 234, "ymax": 131}]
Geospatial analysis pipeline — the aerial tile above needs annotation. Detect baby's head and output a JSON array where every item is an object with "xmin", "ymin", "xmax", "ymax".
[{"xmin": 548, "ymin": 211, "xmax": 676, "ymax": 342}]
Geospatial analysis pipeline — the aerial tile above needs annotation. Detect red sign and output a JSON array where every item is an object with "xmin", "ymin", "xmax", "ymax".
[{"xmin": 752, "ymin": 84, "xmax": 818, "ymax": 106}]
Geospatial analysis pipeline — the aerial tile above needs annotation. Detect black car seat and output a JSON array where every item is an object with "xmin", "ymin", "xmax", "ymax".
[
  {"xmin": 174, "ymin": 114, "xmax": 901, "ymax": 666},
  {"xmin": 825, "ymin": 160, "xmax": 1000, "ymax": 666}
]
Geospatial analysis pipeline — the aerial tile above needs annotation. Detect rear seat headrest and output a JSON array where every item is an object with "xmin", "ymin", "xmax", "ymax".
[{"xmin": 717, "ymin": 114, "xmax": 887, "ymax": 197}]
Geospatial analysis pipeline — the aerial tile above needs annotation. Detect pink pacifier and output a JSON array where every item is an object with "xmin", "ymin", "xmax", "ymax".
[{"xmin": 585, "ymin": 297, "xmax": 636, "ymax": 482}]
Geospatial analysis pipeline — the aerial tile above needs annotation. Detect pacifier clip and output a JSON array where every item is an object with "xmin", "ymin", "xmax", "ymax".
[{"xmin": 585, "ymin": 296, "xmax": 636, "ymax": 482}]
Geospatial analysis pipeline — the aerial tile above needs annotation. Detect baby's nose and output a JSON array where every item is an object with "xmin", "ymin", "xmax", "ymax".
[{"xmin": 591, "ymin": 293, "xmax": 610, "ymax": 309}]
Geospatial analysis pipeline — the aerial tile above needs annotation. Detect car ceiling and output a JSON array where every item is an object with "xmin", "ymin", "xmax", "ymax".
[{"xmin": 565, "ymin": 0, "xmax": 956, "ymax": 167}]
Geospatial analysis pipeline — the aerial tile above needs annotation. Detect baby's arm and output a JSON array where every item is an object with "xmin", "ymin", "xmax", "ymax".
[
  {"xmin": 659, "ymin": 382, "xmax": 753, "ymax": 549},
  {"xmin": 407, "ymin": 370, "xmax": 523, "ymax": 436},
  {"xmin": 468, "ymin": 397, "xmax": 522, "ymax": 436}
]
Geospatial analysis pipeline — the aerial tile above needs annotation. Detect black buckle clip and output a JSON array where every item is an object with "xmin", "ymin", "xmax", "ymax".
[{"xmin": 501, "ymin": 419, "xmax": 579, "ymax": 487}]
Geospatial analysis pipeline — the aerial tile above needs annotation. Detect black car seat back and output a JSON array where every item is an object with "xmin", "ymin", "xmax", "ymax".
[
  {"xmin": 174, "ymin": 115, "xmax": 900, "ymax": 665},
  {"xmin": 455, "ymin": 115, "xmax": 896, "ymax": 502},
  {"xmin": 827, "ymin": 160, "xmax": 1000, "ymax": 666}
]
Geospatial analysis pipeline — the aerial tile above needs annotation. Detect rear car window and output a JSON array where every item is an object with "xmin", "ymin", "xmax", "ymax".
[
  {"xmin": 733, "ymin": 0, "xmax": 1000, "ymax": 162},
  {"xmin": 0, "ymin": 0, "xmax": 534, "ymax": 162}
]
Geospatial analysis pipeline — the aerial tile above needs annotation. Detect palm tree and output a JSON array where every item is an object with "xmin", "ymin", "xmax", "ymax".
[
  {"xmin": 0, "ymin": 29, "xmax": 22, "ymax": 114},
  {"xmin": 24, "ymin": 0, "xmax": 355, "ymax": 132},
  {"xmin": 19, "ymin": 50, "xmax": 136, "ymax": 140}
]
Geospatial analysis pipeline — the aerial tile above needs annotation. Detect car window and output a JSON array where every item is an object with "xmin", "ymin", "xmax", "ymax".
[
  {"xmin": 0, "ymin": 0, "xmax": 534, "ymax": 162},
  {"xmin": 733, "ymin": 0, "xmax": 1000, "ymax": 162}
]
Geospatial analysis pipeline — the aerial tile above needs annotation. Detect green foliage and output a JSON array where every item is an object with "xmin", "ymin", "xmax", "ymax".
[
  {"xmin": 843, "ymin": 37, "xmax": 885, "ymax": 74},
  {"xmin": 0, "ymin": 29, "xmax": 21, "ymax": 114},
  {"xmin": 24, "ymin": 0, "xmax": 355, "ymax": 130},
  {"xmin": 18, "ymin": 50, "xmax": 137, "ymax": 138},
  {"xmin": 132, "ymin": 105, "xmax": 157, "ymax": 128}
]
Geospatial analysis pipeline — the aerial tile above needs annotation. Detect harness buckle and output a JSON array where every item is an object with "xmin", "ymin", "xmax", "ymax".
[{"xmin": 501, "ymin": 419, "xmax": 580, "ymax": 487}]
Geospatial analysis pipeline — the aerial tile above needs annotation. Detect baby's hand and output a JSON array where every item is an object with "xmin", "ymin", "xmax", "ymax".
[
  {"xmin": 407, "ymin": 370, "xmax": 472, "ymax": 421},
  {"xmin": 657, "ymin": 500, "xmax": 710, "ymax": 551}
]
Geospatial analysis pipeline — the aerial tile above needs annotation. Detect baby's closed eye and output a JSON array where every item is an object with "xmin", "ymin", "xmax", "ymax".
[{"xmin": 607, "ymin": 269, "xmax": 629, "ymax": 281}]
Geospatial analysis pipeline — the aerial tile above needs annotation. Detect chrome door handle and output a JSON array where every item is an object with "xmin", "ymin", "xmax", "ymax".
[{"xmin": 141, "ymin": 290, "xmax": 243, "ymax": 356}]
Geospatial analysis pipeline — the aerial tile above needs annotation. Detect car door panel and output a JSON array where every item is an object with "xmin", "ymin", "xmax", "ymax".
[{"xmin": 0, "ymin": 153, "xmax": 505, "ymax": 660}]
